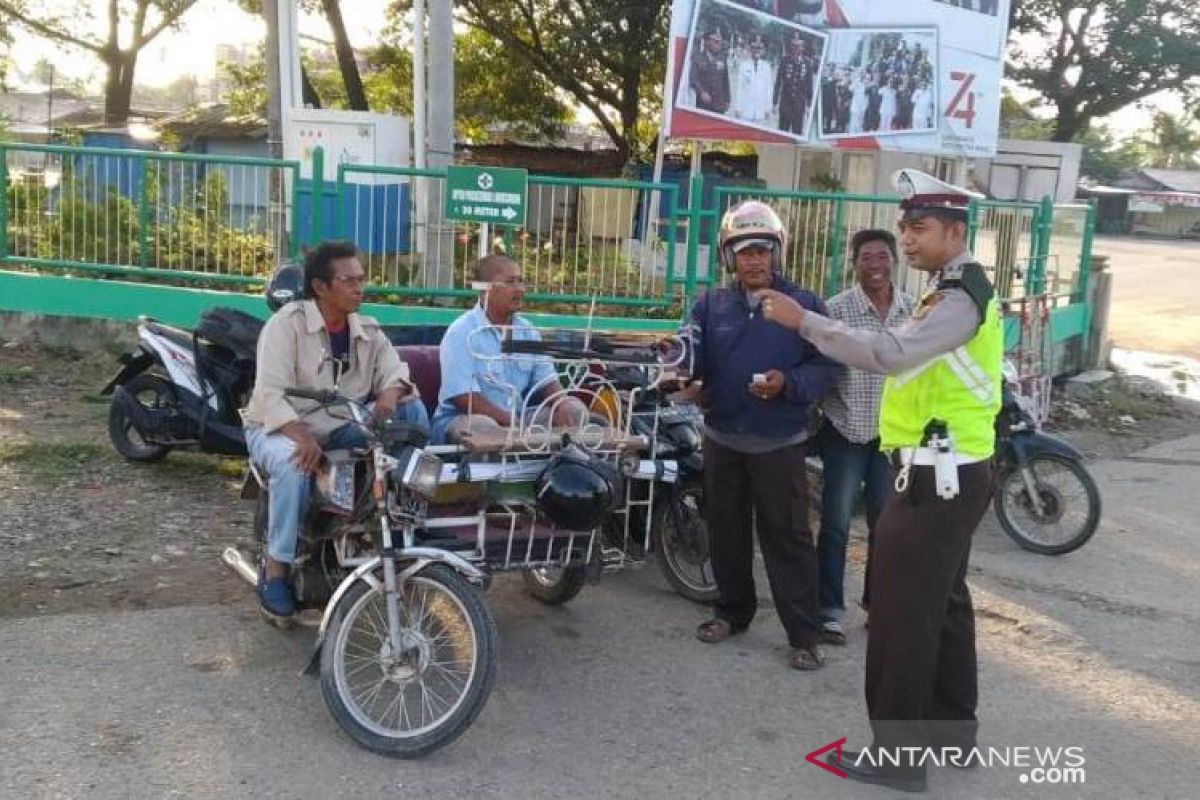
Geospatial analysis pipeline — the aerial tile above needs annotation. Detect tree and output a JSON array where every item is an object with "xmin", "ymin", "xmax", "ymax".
[
  {"xmin": 222, "ymin": 32, "xmax": 573, "ymax": 142},
  {"xmin": 1140, "ymin": 112, "xmax": 1200, "ymax": 169},
  {"xmin": 368, "ymin": 29, "xmax": 572, "ymax": 142},
  {"xmin": 1009, "ymin": 0, "xmax": 1200, "ymax": 142},
  {"xmin": 0, "ymin": 0, "xmax": 200, "ymax": 124},
  {"xmin": 446, "ymin": 0, "xmax": 670, "ymax": 159},
  {"xmin": 238, "ymin": 0, "xmax": 368, "ymax": 111},
  {"xmin": 1075, "ymin": 125, "xmax": 1147, "ymax": 183}
]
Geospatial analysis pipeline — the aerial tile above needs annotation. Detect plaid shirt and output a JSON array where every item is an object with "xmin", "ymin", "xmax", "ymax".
[{"xmin": 820, "ymin": 284, "xmax": 915, "ymax": 444}]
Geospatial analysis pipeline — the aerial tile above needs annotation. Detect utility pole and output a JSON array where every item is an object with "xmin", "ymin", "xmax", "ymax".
[
  {"xmin": 263, "ymin": 0, "xmax": 289, "ymax": 264},
  {"xmin": 412, "ymin": 0, "xmax": 427, "ymax": 263},
  {"xmin": 426, "ymin": 0, "xmax": 455, "ymax": 287}
]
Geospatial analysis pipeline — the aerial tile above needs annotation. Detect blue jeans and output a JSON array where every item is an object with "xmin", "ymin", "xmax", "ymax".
[
  {"xmin": 817, "ymin": 422, "xmax": 891, "ymax": 620},
  {"xmin": 245, "ymin": 398, "xmax": 430, "ymax": 564}
]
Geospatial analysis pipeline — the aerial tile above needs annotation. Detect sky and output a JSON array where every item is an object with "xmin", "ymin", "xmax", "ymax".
[{"xmin": 6, "ymin": 0, "xmax": 1184, "ymax": 140}]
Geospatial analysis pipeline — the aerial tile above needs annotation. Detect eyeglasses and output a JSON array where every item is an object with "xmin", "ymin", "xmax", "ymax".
[
  {"xmin": 332, "ymin": 274, "xmax": 367, "ymax": 287},
  {"xmin": 492, "ymin": 278, "xmax": 525, "ymax": 289}
]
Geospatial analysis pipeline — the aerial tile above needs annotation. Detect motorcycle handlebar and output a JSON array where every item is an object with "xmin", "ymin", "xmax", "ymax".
[{"xmin": 284, "ymin": 387, "xmax": 341, "ymax": 404}]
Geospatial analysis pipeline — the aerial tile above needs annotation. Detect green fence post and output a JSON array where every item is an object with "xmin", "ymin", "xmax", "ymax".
[
  {"xmin": 824, "ymin": 196, "xmax": 847, "ymax": 298},
  {"xmin": 289, "ymin": 163, "xmax": 301, "ymax": 260},
  {"xmin": 0, "ymin": 143, "xmax": 8, "ymax": 260},
  {"xmin": 682, "ymin": 174, "xmax": 705, "ymax": 317},
  {"xmin": 309, "ymin": 147, "xmax": 325, "ymax": 246},
  {"xmin": 967, "ymin": 199, "xmax": 981, "ymax": 251},
  {"xmin": 137, "ymin": 154, "xmax": 151, "ymax": 267},
  {"xmin": 1075, "ymin": 199, "xmax": 1097, "ymax": 303},
  {"xmin": 334, "ymin": 162, "xmax": 346, "ymax": 239},
  {"xmin": 1029, "ymin": 196, "xmax": 1054, "ymax": 296}
]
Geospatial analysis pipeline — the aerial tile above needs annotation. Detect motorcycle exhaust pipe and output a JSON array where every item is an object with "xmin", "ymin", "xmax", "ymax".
[{"xmin": 222, "ymin": 547, "xmax": 259, "ymax": 587}]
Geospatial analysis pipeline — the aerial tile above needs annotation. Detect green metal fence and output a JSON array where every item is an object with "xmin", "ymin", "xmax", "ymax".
[
  {"xmin": 333, "ymin": 162, "xmax": 682, "ymax": 311},
  {"xmin": 1, "ymin": 143, "xmax": 299, "ymax": 288},
  {"xmin": 1, "ymin": 142, "xmax": 1097, "ymax": 335}
]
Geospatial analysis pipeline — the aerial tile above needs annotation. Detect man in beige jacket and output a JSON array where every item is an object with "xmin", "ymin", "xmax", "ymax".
[{"xmin": 241, "ymin": 241, "xmax": 428, "ymax": 626}]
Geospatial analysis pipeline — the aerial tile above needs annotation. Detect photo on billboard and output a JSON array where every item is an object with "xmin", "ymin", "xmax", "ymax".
[
  {"xmin": 930, "ymin": 0, "xmax": 1000, "ymax": 17},
  {"xmin": 730, "ymin": 0, "xmax": 830, "ymax": 27},
  {"xmin": 817, "ymin": 28, "xmax": 939, "ymax": 140},
  {"xmin": 678, "ymin": 0, "xmax": 830, "ymax": 142}
]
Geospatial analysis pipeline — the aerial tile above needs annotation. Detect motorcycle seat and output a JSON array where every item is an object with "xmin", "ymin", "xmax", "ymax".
[{"xmin": 396, "ymin": 345, "xmax": 441, "ymax": 416}]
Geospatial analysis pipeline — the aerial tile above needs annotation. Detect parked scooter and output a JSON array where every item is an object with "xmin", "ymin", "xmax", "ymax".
[
  {"xmin": 100, "ymin": 267, "xmax": 302, "ymax": 462},
  {"xmin": 993, "ymin": 363, "xmax": 1101, "ymax": 554}
]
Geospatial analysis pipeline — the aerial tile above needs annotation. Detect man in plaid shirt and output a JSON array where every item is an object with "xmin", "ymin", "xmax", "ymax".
[{"xmin": 816, "ymin": 229, "xmax": 915, "ymax": 644}]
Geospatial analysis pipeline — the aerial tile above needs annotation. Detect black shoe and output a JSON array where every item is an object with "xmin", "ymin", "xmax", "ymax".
[{"xmin": 829, "ymin": 750, "xmax": 927, "ymax": 793}]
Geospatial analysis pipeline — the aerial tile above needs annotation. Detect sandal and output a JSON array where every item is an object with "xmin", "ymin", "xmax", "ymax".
[
  {"xmin": 820, "ymin": 619, "xmax": 847, "ymax": 646},
  {"xmin": 790, "ymin": 645, "xmax": 825, "ymax": 671},
  {"xmin": 696, "ymin": 618, "xmax": 743, "ymax": 644}
]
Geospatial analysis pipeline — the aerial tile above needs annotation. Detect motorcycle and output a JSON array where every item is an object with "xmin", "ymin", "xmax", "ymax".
[
  {"xmin": 226, "ymin": 387, "xmax": 497, "ymax": 758},
  {"xmin": 220, "ymin": 329, "xmax": 694, "ymax": 756},
  {"xmin": 598, "ymin": 365, "xmax": 716, "ymax": 603},
  {"xmin": 993, "ymin": 363, "xmax": 1101, "ymax": 555},
  {"xmin": 100, "ymin": 306, "xmax": 265, "ymax": 461}
]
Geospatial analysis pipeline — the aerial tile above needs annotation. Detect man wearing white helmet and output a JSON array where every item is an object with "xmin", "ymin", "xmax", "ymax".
[
  {"xmin": 684, "ymin": 200, "xmax": 836, "ymax": 671},
  {"xmin": 758, "ymin": 170, "xmax": 1002, "ymax": 792}
]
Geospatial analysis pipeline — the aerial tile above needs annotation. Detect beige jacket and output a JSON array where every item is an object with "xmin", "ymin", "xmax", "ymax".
[{"xmin": 240, "ymin": 300, "xmax": 413, "ymax": 442}]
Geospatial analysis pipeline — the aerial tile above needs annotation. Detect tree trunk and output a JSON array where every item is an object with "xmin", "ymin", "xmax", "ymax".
[
  {"xmin": 301, "ymin": 65, "xmax": 322, "ymax": 108},
  {"xmin": 320, "ymin": 0, "xmax": 368, "ymax": 111},
  {"xmin": 1052, "ymin": 103, "xmax": 1086, "ymax": 143},
  {"xmin": 103, "ymin": 51, "xmax": 137, "ymax": 125}
]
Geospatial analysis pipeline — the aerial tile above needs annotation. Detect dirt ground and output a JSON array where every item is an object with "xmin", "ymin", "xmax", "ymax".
[
  {"xmin": 0, "ymin": 341, "xmax": 254, "ymax": 618},
  {"xmin": 2, "ymin": 334, "xmax": 1197, "ymax": 621}
]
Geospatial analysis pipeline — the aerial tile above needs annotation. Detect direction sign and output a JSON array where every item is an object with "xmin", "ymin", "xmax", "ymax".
[{"xmin": 445, "ymin": 166, "xmax": 528, "ymax": 226}]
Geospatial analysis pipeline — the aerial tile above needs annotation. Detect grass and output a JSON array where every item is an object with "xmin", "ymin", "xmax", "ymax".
[
  {"xmin": 148, "ymin": 451, "xmax": 246, "ymax": 481},
  {"xmin": 0, "ymin": 440, "xmax": 110, "ymax": 479},
  {"xmin": 0, "ymin": 367, "xmax": 36, "ymax": 386}
]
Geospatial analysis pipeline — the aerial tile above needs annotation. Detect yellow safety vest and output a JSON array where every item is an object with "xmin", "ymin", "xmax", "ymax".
[{"xmin": 879, "ymin": 273, "xmax": 1003, "ymax": 459}]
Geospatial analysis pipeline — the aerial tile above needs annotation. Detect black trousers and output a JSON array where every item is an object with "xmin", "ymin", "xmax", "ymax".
[
  {"xmin": 703, "ymin": 437, "xmax": 821, "ymax": 649},
  {"xmin": 866, "ymin": 460, "xmax": 993, "ymax": 750}
]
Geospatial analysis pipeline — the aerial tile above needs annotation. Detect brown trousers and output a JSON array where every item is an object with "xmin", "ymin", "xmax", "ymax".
[
  {"xmin": 866, "ymin": 460, "xmax": 994, "ymax": 749},
  {"xmin": 703, "ymin": 437, "xmax": 822, "ymax": 649}
]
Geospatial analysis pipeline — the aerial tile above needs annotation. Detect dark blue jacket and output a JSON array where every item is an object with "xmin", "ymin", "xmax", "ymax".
[{"xmin": 688, "ymin": 274, "xmax": 835, "ymax": 439}]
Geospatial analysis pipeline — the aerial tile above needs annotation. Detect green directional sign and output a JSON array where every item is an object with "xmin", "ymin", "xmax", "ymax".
[{"xmin": 444, "ymin": 165, "xmax": 528, "ymax": 226}]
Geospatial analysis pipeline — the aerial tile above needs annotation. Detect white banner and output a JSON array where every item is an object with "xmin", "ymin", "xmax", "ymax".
[{"xmin": 665, "ymin": 0, "xmax": 1012, "ymax": 157}]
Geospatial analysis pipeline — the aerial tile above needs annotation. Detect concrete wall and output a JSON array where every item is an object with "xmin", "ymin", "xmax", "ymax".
[
  {"xmin": 972, "ymin": 140, "xmax": 1083, "ymax": 204},
  {"xmin": 754, "ymin": 145, "xmax": 962, "ymax": 195}
]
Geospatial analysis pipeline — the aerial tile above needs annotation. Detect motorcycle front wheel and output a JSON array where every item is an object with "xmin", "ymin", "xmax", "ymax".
[
  {"xmin": 319, "ymin": 563, "xmax": 496, "ymax": 758},
  {"xmin": 994, "ymin": 453, "xmax": 1101, "ymax": 555},
  {"xmin": 653, "ymin": 480, "xmax": 719, "ymax": 604}
]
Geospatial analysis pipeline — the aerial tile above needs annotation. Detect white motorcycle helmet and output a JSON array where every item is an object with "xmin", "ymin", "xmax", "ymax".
[{"xmin": 718, "ymin": 200, "xmax": 787, "ymax": 273}]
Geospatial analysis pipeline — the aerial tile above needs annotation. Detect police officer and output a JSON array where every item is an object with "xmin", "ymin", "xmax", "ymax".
[
  {"xmin": 756, "ymin": 170, "xmax": 1002, "ymax": 793},
  {"xmin": 689, "ymin": 27, "xmax": 731, "ymax": 114}
]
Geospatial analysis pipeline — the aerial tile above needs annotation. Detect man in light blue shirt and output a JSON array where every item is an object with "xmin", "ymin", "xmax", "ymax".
[{"xmin": 431, "ymin": 255, "xmax": 588, "ymax": 444}]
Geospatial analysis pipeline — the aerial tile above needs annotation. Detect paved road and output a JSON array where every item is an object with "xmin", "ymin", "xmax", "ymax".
[
  {"xmin": 1092, "ymin": 236, "xmax": 1200, "ymax": 359},
  {"xmin": 3, "ymin": 438, "xmax": 1199, "ymax": 799}
]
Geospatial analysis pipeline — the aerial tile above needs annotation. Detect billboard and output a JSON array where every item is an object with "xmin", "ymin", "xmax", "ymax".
[{"xmin": 665, "ymin": 0, "xmax": 1013, "ymax": 157}]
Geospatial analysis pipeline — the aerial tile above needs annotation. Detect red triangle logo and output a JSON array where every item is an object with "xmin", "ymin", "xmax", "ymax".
[{"xmin": 805, "ymin": 737, "xmax": 847, "ymax": 779}]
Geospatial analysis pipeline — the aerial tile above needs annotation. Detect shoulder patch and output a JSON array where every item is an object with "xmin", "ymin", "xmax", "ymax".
[
  {"xmin": 912, "ymin": 291, "xmax": 944, "ymax": 320},
  {"xmin": 938, "ymin": 262, "xmax": 993, "ymax": 325}
]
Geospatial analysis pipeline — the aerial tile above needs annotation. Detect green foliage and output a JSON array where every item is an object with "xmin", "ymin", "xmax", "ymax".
[
  {"xmin": 1139, "ymin": 112, "xmax": 1200, "ymax": 170},
  {"xmin": 5, "ymin": 164, "xmax": 275, "ymax": 278},
  {"xmin": 448, "ymin": 0, "xmax": 671, "ymax": 159},
  {"xmin": 221, "ymin": 31, "xmax": 573, "ymax": 143},
  {"xmin": 1009, "ymin": 0, "xmax": 1200, "ymax": 141},
  {"xmin": 1075, "ymin": 125, "xmax": 1147, "ymax": 183}
]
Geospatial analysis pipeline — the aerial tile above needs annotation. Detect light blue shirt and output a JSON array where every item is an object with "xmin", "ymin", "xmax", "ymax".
[{"xmin": 431, "ymin": 304, "xmax": 558, "ymax": 443}]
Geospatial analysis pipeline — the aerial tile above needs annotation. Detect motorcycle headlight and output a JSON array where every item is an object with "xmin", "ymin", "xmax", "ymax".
[{"xmin": 398, "ymin": 447, "xmax": 443, "ymax": 500}]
